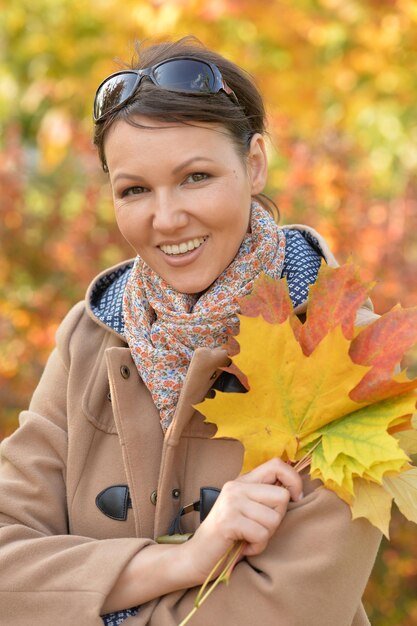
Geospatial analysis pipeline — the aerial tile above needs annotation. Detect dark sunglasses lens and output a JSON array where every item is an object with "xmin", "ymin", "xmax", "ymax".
[
  {"xmin": 153, "ymin": 59, "xmax": 216, "ymax": 93},
  {"xmin": 95, "ymin": 73, "xmax": 138, "ymax": 120}
]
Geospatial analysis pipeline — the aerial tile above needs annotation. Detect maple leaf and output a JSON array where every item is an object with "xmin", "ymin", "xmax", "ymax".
[
  {"xmin": 196, "ymin": 319, "xmax": 370, "ymax": 469},
  {"xmin": 195, "ymin": 263, "xmax": 417, "ymax": 535},
  {"xmin": 296, "ymin": 261, "xmax": 373, "ymax": 355},
  {"xmin": 307, "ymin": 394, "xmax": 414, "ymax": 499},
  {"xmin": 349, "ymin": 305, "xmax": 417, "ymax": 403},
  {"xmin": 395, "ymin": 430, "xmax": 417, "ymax": 455},
  {"xmin": 220, "ymin": 274, "xmax": 298, "ymax": 388},
  {"xmin": 239, "ymin": 272, "xmax": 295, "ymax": 324},
  {"xmin": 384, "ymin": 469, "xmax": 417, "ymax": 524},
  {"xmin": 351, "ymin": 479, "xmax": 393, "ymax": 538}
]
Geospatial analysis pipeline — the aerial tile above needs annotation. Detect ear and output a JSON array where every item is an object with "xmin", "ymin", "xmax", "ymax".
[{"xmin": 247, "ymin": 133, "xmax": 268, "ymax": 195}]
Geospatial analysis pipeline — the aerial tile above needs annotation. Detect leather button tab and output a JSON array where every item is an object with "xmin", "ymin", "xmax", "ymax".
[
  {"xmin": 200, "ymin": 487, "xmax": 220, "ymax": 521},
  {"xmin": 96, "ymin": 485, "xmax": 132, "ymax": 521},
  {"xmin": 120, "ymin": 365, "xmax": 130, "ymax": 379}
]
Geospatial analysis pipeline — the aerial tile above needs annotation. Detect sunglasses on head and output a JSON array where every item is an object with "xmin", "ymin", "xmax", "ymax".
[{"xmin": 93, "ymin": 56, "xmax": 239, "ymax": 122}]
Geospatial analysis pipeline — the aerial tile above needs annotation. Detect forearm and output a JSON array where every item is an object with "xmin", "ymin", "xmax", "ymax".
[{"xmin": 102, "ymin": 541, "xmax": 199, "ymax": 613}]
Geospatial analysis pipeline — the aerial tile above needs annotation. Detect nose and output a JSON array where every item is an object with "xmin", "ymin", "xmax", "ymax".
[{"xmin": 152, "ymin": 191, "xmax": 188, "ymax": 233}]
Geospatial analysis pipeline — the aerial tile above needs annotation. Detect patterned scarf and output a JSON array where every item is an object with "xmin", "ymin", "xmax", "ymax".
[{"xmin": 123, "ymin": 201, "xmax": 286, "ymax": 431}]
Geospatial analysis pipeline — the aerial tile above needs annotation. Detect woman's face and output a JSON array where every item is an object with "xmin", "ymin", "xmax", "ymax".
[{"xmin": 105, "ymin": 116, "xmax": 267, "ymax": 293}]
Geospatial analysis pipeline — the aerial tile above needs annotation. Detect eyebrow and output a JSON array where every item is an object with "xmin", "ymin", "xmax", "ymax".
[
  {"xmin": 112, "ymin": 157, "xmax": 215, "ymax": 184},
  {"xmin": 112, "ymin": 172, "xmax": 146, "ymax": 185},
  {"xmin": 172, "ymin": 156, "xmax": 215, "ymax": 175}
]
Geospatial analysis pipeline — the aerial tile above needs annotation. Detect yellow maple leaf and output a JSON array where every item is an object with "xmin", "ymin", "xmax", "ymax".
[{"xmin": 197, "ymin": 316, "xmax": 369, "ymax": 470}]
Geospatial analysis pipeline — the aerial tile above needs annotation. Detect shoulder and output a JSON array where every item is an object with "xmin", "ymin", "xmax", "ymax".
[{"xmin": 54, "ymin": 301, "xmax": 107, "ymax": 371}]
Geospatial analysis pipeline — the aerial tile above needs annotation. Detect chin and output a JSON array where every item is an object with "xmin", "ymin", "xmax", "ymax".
[{"xmin": 167, "ymin": 277, "xmax": 215, "ymax": 295}]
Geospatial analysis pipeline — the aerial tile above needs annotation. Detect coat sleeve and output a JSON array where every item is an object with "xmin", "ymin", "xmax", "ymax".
[
  {"xmin": 0, "ymin": 303, "xmax": 153, "ymax": 625},
  {"xmin": 137, "ymin": 482, "xmax": 381, "ymax": 626}
]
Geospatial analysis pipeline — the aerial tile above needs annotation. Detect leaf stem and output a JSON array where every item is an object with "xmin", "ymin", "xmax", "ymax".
[
  {"xmin": 178, "ymin": 541, "xmax": 244, "ymax": 626},
  {"xmin": 293, "ymin": 438, "xmax": 322, "ymax": 473},
  {"xmin": 194, "ymin": 542, "xmax": 236, "ymax": 606}
]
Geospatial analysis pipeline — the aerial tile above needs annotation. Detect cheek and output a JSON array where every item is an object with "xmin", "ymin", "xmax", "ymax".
[
  {"xmin": 114, "ymin": 205, "xmax": 143, "ymax": 248},
  {"xmin": 215, "ymin": 208, "xmax": 250, "ymax": 265}
]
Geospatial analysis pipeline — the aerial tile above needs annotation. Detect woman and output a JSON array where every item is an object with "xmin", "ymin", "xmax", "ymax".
[{"xmin": 0, "ymin": 37, "xmax": 381, "ymax": 625}]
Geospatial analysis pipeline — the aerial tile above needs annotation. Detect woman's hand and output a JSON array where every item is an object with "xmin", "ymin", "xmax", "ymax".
[{"xmin": 185, "ymin": 457, "xmax": 304, "ymax": 584}]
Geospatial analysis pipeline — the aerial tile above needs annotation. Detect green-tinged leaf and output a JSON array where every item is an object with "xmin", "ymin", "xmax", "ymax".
[
  {"xmin": 384, "ymin": 469, "xmax": 417, "ymax": 524},
  {"xmin": 351, "ymin": 478, "xmax": 393, "ymax": 538},
  {"xmin": 311, "ymin": 447, "xmax": 364, "ymax": 503},
  {"xmin": 318, "ymin": 395, "xmax": 414, "ymax": 466},
  {"xmin": 307, "ymin": 395, "xmax": 414, "ymax": 499}
]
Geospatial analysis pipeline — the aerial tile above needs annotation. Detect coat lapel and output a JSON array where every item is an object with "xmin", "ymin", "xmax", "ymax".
[
  {"xmin": 153, "ymin": 347, "xmax": 230, "ymax": 537},
  {"xmin": 105, "ymin": 346, "xmax": 163, "ymax": 539}
]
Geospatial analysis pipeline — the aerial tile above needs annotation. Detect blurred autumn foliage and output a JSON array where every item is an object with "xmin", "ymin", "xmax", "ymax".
[{"xmin": 0, "ymin": 0, "xmax": 416, "ymax": 623}]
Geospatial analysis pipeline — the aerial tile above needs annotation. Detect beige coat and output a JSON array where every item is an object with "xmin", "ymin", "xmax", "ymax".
[{"xmin": 0, "ymin": 226, "xmax": 381, "ymax": 625}]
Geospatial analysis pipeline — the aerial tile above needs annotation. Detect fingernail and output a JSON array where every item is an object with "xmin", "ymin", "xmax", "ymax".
[{"xmin": 297, "ymin": 492, "xmax": 304, "ymax": 501}]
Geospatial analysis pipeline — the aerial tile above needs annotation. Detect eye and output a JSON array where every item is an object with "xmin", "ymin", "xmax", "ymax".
[
  {"xmin": 185, "ymin": 172, "xmax": 209, "ymax": 184},
  {"xmin": 121, "ymin": 186, "xmax": 147, "ymax": 198}
]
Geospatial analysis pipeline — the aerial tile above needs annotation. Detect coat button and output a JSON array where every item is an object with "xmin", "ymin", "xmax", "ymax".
[
  {"xmin": 150, "ymin": 490, "xmax": 157, "ymax": 505},
  {"xmin": 107, "ymin": 391, "xmax": 112, "ymax": 402},
  {"xmin": 172, "ymin": 489, "xmax": 181, "ymax": 499},
  {"xmin": 120, "ymin": 365, "xmax": 130, "ymax": 379}
]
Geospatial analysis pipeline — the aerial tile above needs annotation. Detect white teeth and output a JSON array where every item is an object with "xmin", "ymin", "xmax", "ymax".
[{"xmin": 160, "ymin": 237, "xmax": 207, "ymax": 255}]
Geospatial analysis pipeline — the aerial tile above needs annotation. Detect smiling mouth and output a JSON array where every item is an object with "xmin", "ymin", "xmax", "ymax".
[{"xmin": 159, "ymin": 236, "xmax": 208, "ymax": 256}]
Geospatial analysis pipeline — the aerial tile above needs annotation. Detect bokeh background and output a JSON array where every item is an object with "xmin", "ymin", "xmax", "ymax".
[{"xmin": 1, "ymin": 0, "xmax": 416, "ymax": 623}]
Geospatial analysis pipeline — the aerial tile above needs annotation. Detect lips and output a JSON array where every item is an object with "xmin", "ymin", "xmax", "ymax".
[{"xmin": 159, "ymin": 236, "xmax": 207, "ymax": 256}]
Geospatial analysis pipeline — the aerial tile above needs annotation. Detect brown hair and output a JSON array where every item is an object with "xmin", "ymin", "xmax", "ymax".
[{"xmin": 93, "ymin": 36, "xmax": 278, "ymax": 217}]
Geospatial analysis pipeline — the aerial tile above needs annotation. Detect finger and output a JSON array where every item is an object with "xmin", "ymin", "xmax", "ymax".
[
  {"xmin": 238, "ymin": 498, "xmax": 285, "ymax": 532},
  {"xmin": 219, "ymin": 480, "xmax": 290, "ymax": 513},
  {"xmin": 238, "ymin": 458, "xmax": 304, "ymax": 502},
  {"xmin": 232, "ymin": 517, "xmax": 271, "ymax": 550},
  {"xmin": 236, "ymin": 482, "xmax": 291, "ymax": 511}
]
